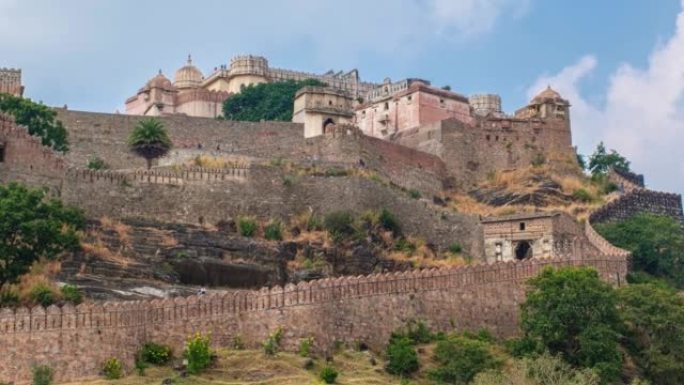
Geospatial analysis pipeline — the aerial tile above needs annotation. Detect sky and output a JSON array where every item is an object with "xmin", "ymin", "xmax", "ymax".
[{"xmin": 1, "ymin": 0, "xmax": 683, "ymax": 194}]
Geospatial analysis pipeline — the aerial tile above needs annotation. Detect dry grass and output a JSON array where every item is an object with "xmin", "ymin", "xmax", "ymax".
[
  {"xmin": 99, "ymin": 216, "xmax": 131, "ymax": 246},
  {"xmin": 64, "ymin": 348, "xmax": 414, "ymax": 385},
  {"xmin": 191, "ymin": 154, "xmax": 250, "ymax": 169},
  {"xmin": 81, "ymin": 240, "xmax": 130, "ymax": 267}
]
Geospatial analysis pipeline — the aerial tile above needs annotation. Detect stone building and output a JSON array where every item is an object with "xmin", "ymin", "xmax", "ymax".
[
  {"xmin": 0, "ymin": 68, "xmax": 23, "ymax": 97},
  {"xmin": 481, "ymin": 212, "xmax": 584, "ymax": 263},
  {"xmin": 293, "ymin": 86, "xmax": 355, "ymax": 138},
  {"xmin": 355, "ymin": 78, "xmax": 472, "ymax": 138},
  {"xmin": 125, "ymin": 54, "xmax": 376, "ymax": 118},
  {"xmin": 514, "ymin": 86, "xmax": 570, "ymax": 120}
]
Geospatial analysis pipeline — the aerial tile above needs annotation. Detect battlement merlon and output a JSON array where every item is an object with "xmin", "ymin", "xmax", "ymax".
[{"xmin": 0, "ymin": 67, "xmax": 24, "ymax": 97}]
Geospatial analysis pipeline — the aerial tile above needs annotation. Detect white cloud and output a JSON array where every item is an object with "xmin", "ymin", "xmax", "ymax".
[
  {"xmin": 430, "ymin": 0, "xmax": 531, "ymax": 37},
  {"xmin": 527, "ymin": 5, "xmax": 684, "ymax": 194}
]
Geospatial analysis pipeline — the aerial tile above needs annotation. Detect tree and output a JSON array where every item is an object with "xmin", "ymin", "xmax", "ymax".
[
  {"xmin": 575, "ymin": 146, "xmax": 587, "ymax": 170},
  {"xmin": 520, "ymin": 267, "xmax": 623, "ymax": 383},
  {"xmin": 127, "ymin": 118, "xmax": 172, "ymax": 169},
  {"xmin": 595, "ymin": 214, "xmax": 684, "ymax": 288},
  {"xmin": 0, "ymin": 93, "xmax": 69, "ymax": 152},
  {"xmin": 588, "ymin": 142, "xmax": 630, "ymax": 176},
  {"xmin": 222, "ymin": 79, "xmax": 326, "ymax": 122},
  {"xmin": 0, "ymin": 183, "xmax": 84, "ymax": 286},
  {"xmin": 618, "ymin": 284, "xmax": 684, "ymax": 385},
  {"xmin": 428, "ymin": 334, "xmax": 502, "ymax": 384}
]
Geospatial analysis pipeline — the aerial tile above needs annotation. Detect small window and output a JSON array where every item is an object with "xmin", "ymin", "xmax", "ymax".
[
  {"xmin": 486, "ymin": 135, "xmax": 490, "ymax": 141},
  {"xmin": 440, "ymin": 98, "xmax": 445, "ymax": 104},
  {"xmin": 0, "ymin": 146, "xmax": 4, "ymax": 162},
  {"xmin": 407, "ymin": 95, "xmax": 412, "ymax": 101},
  {"xmin": 495, "ymin": 136, "xmax": 499, "ymax": 141},
  {"xmin": 384, "ymin": 102, "xmax": 389, "ymax": 110},
  {"xmin": 328, "ymin": 100, "xmax": 333, "ymax": 106},
  {"xmin": 519, "ymin": 222, "xmax": 526, "ymax": 231}
]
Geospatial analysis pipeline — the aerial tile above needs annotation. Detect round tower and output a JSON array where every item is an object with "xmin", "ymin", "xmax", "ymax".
[
  {"xmin": 469, "ymin": 94, "xmax": 502, "ymax": 117},
  {"xmin": 174, "ymin": 55, "xmax": 204, "ymax": 90},
  {"xmin": 227, "ymin": 55, "xmax": 269, "ymax": 93}
]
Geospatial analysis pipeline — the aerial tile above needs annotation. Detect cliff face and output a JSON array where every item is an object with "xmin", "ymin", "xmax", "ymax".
[{"xmin": 58, "ymin": 219, "xmax": 411, "ymax": 300}]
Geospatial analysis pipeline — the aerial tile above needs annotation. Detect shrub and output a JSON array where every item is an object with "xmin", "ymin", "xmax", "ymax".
[
  {"xmin": 282, "ymin": 175, "xmax": 295, "ymax": 186},
  {"xmin": 263, "ymin": 327, "xmax": 284, "ymax": 356},
  {"xmin": 405, "ymin": 320, "xmax": 435, "ymax": 344},
  {"xmin": 32, "ymin": 364, "xmax": 53, "ymax": 385},
  {"xmin": 29, "ymin": 283, "xmax": 56, "ymax": 307},
  {"xmin": 233, "ymin": 335, "xmax": 245, "ymax": 350},
  {"xmin": 572, "ymin": 188, "xmax": 593, "ymax": 203},
  {"xmin": 60, "ymin": 284, "xmax": 83, "ymax": 305},
  {"xmin": 324, "ymin": 211, "xmax": 355, "ymax": 241},
  {"xmin": 86, "ymin": 156, "xmax": 108, "ymax": 170},
  {"xmin": 184, "ymin": 332, "xmax": 212, "ymax": 374},
  {"xmin": 378, "ymin": 208, "xmax": 401, "ymax": 234},
  {"xmin": 0, "ymin": 287, "xmax": 19, "ymax": 307},
  {"xmin": 237, "ymin": 216, "xmax": 257, "ymax": 237},
  {"xmin": 306, "ymin": 215, "xmax": 323, "ymax": 231},
  {"xmin": 408, "ymin": 189, "xmax": 421, "ymax": 199},
  {"xmin": 299, "ymin": 336, "xmax": 314, "ymax": 357},
  {"xmin": 394, "ymin": 238, "xmax": 416, "ymax": 254},
  {"xmin": 134, "ymin": 351, "xmax": 148, "ymax": 376},
  {"xmin": 448, "ymin": 242, "xmax": 463, "ymax": 254},
  {"xmin": 531, "ymin": 153, "xmax": 546, "ymax": 167},
  {"xmin": 102, "ymin": 357, "xmax": 123, "ymax": 379},
  {"xmin": 264, "ymin": 220, "xmax": 283, "ymax": 241},
  {"xmin": 385, "ymin": 336, "xmax": 419, "ymax": 376},
  {"xmin": 141, "ymin": 342, "xmax": 172, "ymax": 365},
  {"xmin": 428, "ymin": 335, "xmax": 501, "ymax": 384},
  {"xmin": 325, "ymin": 167, "xmax": 348, "ymax": 177},
  {"xmin": 319, "ymin": 365, "xmax": 339, "ymax": 384}
]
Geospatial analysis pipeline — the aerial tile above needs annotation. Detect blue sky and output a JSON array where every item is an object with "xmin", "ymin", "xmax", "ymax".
[{"xmin": 2, "ymin": 0, "xmax": 683, "ymax": 194}]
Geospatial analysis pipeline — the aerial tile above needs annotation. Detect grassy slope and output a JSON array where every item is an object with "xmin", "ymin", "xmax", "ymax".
[{"xmin": 63, "ymin": 348, "xmax": 436, "ymax": 385}]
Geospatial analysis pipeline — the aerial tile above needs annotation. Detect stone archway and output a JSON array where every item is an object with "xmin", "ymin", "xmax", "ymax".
[
  {"xmin": 322, "ymin": 118, "xmax": 335, "ymax": 133},
  {"xmin": 515, "ymin": 241, "xmax": 532, "ymax": 260}
]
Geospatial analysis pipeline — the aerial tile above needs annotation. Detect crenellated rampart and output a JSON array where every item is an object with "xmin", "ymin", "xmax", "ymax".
[
  {"xmin": 0, "ymin": 255, "xmax": 628, "ymax": 384},
  {"xmin": 589, "ymin": 188, "xmax": 684, "ymax": 226}
]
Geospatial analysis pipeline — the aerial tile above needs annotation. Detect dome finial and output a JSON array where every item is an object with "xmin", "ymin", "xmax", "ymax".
[
  {"xmin": 158, "ymin": 69, "xmax": 162, "ymax": 75},
  {"xmin": 187, "ymin": 54, "xmax": 192, "ymax": 65}
]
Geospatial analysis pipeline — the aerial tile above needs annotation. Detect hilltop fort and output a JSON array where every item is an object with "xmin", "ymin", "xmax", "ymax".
[{"xmin": 0, "ymin": 61, "xmax": 682, "ymax": 384}]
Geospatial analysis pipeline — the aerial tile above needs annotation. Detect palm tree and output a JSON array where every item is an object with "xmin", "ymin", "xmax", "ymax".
[{"xmin": 127, "ymin": 118, "xmax": 172, "ymax": 169}]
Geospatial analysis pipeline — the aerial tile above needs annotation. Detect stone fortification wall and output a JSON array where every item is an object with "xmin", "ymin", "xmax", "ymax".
[
  {"xmin": 607, "ymin": 168, "xmax": 644, "ymax": 193},
  {"xmin": 59, "ymin": 165, "xmax": 481, "ymax": 254},
  {"xmin": 589, "ymin": 189, "xmax": 684, "ymax": 226},
  {"xmin": 393, "ymin": 117, "xmax": 575, "ymax": 189},
  {"xmin": 0, "ymin": 255, "xmax": 628, "ymax": 384},
  {"xmin": 55, "ymin": 109, "xmax": 307, "ymax": 170}
]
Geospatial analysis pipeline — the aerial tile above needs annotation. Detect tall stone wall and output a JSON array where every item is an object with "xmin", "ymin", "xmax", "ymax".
[
  {"xmin": 589, "ymin": 189, "xmax": 684, "ymax": 226},
  {"xmin": 393, "ymin": 117, "xmax": 576, "ymax": 189},
  {"xmin": 0, "ymin": 255, "xmax": 628, "ymax": 384}
]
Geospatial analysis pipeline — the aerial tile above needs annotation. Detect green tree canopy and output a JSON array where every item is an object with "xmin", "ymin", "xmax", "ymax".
[
  {"xmin": 595, "ymin": 213, "xmax": 684, "ymax": 288},
  {"xmin": 588, "ymin": 142, "xmax": 630, "ymax": 176},
  {"xmin": 520, "ymin": 267, "xmax": 623, "ymax": 383},
  {"xmin": 127, "ymin": 118, "xmax": 172, "ymax": 169},
  {"xmin": 222, "ymin": 79, "xmax": 326, "ymax": 122},
  {"xmin": 0, "ymin": 93, "xmax": 69, "ymax": 152},
  {"xmin": 0, "ymin": 183, "xmax": 84, "ymax": 286},
  {"xmin": 618, "ymin": 284, "xmax": 684, "ymax": 385}
]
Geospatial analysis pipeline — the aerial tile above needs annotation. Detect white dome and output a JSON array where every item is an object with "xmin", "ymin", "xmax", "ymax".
[{"xmin": 174, "ymin": 55, "xmax": 203, "ymax": 89}]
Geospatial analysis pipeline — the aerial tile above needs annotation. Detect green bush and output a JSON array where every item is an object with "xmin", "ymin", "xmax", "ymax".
[
  {"xmin": 408, "ymin": 189, "xmax": 421, "ymax": 199},
  {"xmin": 324, "ymin": 167, "xmax": 348, "ymax": 177},
  {"xmin": 572, "ymin": 188, "xmax": 593, "ymax": 203},
  {"xmin": 324, "ymin": 211, "xmax": 355, "ymax": 241},
  {"xmin": 264, "ymin": 220, "xmax": 283, "ymax": 241},
  {"xmin": 282, "ymin": 175, "xmax": 295, "ymax": 186},
  {"xmin": 405, "ymin": 320, "xmax": 435, "ymax": 344},
  {"xmin": 394, "ymin": 238, "xmax": 416, "ymax": 254},
  {"xmin": 184, "ymin": 332, "xmax": 212, "ymax": 374},
  {"xmin": 385, "ymin": 336, "xmax": 419, "ymax": 376},
  {"xmin": 60, "ymin": 284, "xmax": 83, "ymax": 305},
  {"xmin": 306, "ymin": 215, "xmax": 323, "ymax": 231},
  {"xmin": 102, "ymin": 357, "xmax": 123, "ymax": 379},
  {"xmin": 86, "ymin": 156, "xmax": 108, "ymax": 170},
  {"xmin": 378, "ymin": 208, "xmax": 401, "ymax": 234},
  {"xmin": 0, "ymin": 287, "xmax": 19, "ymax": 307},
  {"xmin": 141, "ymin": 342, "xmax": 172, "ymax": 365},
  {"xmin": 428, "ymin": 335, "xmax": 501, "ymax": 384},
  {"xmin": 29, "ymin": 284, "xmax": 55, "ymax": 307},
  {"xmin": 263, "ymin": 327, "xmax": 284, "ymax": 356},
  {"xmin": 299, "ymin": 336, "xmax": 314, "ymax": 357},
  {"xmin": 237, "ymin": 216, "xmax": 257, "ymax": 237},
  {"xmin": 448, "ymin": 242, "xmax": 463, "ymax": 254},
  {"xmin": 319, "ymin": 365, "xmax": 339, "ymax": 384},
  {"xmin": 233, "ymin": 335, "xmax": 245, "ymax": 350},
  {"xmin": 32, "ymin": 364, "xmax": 53, "ymax": 385}
]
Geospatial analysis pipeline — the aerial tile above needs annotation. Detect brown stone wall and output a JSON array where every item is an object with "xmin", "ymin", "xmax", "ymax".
[
  {"xmin": 0, "ymin": 255, "xmax": 628, "ymax": 384},
  {"xmin": 589, "ymin": 189, "xmax": 684, "ymax": 226}
]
